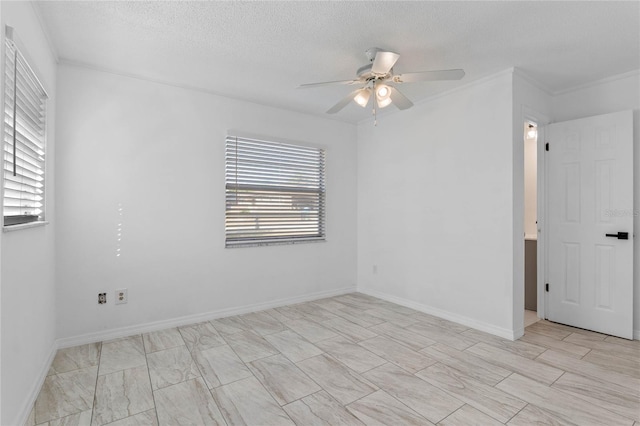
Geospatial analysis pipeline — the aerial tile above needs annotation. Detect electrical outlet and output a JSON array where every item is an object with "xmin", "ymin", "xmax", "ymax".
[
  {"xmin": 98, "ymin": 293, "xmax": 107, "ymax": 304},
  {"xmin": 115, "ymin": 288, "xmax": 128, "ymax": 305}
]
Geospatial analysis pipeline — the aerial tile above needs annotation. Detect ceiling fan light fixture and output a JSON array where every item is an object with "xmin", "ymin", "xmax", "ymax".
[
  {"xmin": 376, "ymin": 84, "xmax": 392, "ymax": 108},
  {"xmin": 354, "ymin": 88, "xmax": 371, "ymax": 108}
]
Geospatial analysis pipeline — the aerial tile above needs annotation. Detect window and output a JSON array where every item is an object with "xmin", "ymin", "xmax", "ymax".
[
  {"xmin": 225, "ymin": 135, "xmax": 326, "ymax": 247},
  {"xmin": 2, "ymin": 28, "xmax": 48, "ymax": 226}
]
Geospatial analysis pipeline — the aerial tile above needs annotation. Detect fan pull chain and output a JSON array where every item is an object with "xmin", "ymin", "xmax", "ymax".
[{"xmin": 372, "ymin": 83, "xmax": 378, "ymax": 126}]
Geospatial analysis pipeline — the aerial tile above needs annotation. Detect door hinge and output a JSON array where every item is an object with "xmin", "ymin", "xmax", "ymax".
[
  {"xmin": 545, "ymin": 283, "xmax": 549, "ymax": 292},
  {"xmin": 545, "ymin": 142, "xmax": 549, "ymax": 151}
]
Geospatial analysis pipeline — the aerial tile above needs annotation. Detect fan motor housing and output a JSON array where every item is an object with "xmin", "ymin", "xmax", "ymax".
[{"xmin": 357, "ymin": 63, "xmax": 391, "ymax": 81}]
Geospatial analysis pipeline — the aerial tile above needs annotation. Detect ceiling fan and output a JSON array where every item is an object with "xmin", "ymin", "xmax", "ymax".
[{"xmin": 299, "ymin": 47, "xmax": 465, "ymax": 116}]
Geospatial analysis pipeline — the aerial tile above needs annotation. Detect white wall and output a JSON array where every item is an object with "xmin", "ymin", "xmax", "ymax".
[
  {"xmin": 357, "ymin": 71, "xmax": 518, "ymax": 338},
  {"xmin": 55, "ymin": 65, "xmax": 357, "ymax": 341},
  {"xmin": 551, "ymin": 71, "xmax": 640, "ymax": 337},
  {"xmin": 0, "ymin": 2, "xmax": 57, "ymax": 425}
]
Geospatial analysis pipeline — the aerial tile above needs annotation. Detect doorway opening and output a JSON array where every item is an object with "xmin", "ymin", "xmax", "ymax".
[{"xmin": 524, "ymin": 121, "xmax": 541, "ymax": 328}]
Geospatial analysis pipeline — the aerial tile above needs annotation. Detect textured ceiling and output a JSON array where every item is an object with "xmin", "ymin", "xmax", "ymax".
[{"xmin": 35, "ymin": 1, "xmax": 640, "ymax": 123}]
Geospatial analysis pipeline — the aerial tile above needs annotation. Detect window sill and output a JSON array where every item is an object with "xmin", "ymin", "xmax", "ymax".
[
  {"xmin": 3, "ymin": 221, "xmax": 49, "ymax": 232},
  {"xmin": 226, "ymin": 238, "xmax": 326, "ymax": 248}
]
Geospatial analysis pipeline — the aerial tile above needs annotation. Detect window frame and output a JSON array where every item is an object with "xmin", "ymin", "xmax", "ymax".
[
  {"xmin": 224, "ymin": 134, "xmax": 326, "ymax": 248},
  {"xmin": 2, "ymin": 26, "xmax": 49, "ymax": 229}
]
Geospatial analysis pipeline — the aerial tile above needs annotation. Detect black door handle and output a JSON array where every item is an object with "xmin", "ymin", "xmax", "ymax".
[{"xmin": 605, "ymin": 232, "xmax": 629, "ymax": 240}]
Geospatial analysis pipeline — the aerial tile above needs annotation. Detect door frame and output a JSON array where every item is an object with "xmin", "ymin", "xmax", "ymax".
[{"xmin": 522, "ymin": 107, "xmax": 551, "ymax": 322}]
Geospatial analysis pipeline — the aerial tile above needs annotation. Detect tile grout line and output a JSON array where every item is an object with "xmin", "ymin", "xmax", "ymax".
[
  {"xmin": 89, "ymin": 341, "xmax": 103, "ymax": 426},
  {"xmin": 141, "ymin": 334, "xmax": 161, "ymax": 426}
]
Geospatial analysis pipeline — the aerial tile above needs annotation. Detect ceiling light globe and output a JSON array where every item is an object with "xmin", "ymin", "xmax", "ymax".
[
  {"xmin": 375, "ymin": 84, "xmax": 392, "ymax": 108},
  {"xmin": 377, "ymin": 97, "xmax": 392, "ymax": 108},
  {"xmin": 354, "ymin": 88, "xmax": 371, "ymax": 107}
]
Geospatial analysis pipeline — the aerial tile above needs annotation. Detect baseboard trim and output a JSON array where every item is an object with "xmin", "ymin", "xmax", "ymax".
[
  {"xmin": 634, "ymin": 329, "xmax": 640, "ymax": 340},
  {"xmin": 358, "ymin": 288, "xmax": 518, "ymax": 340},
  {"xmin": 15, "ymin": 340, "xmax": 58, "ymax": 426},
  {"xmin": 56, "ymin": 286, "xmax": 357, "ymax": 349}
]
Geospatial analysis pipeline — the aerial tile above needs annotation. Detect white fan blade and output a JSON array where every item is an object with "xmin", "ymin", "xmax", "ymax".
[
  {"xmin": 371, "ymin": 51, "xmax": 400, "ymax": 75},
  {"xmin": 326, "ymin": 90, "xmax": 360, "ymax": 114},
  {"xmin": 389, "ymin": 87, "xmax": 413, "ymax": 110},
  {"xmin": 298, "ymin": 79, "xmax": 361, "ymax": 89},
  {"xmin": 393, "ymin": 69, "xmax": 465, "ymax": 83}
]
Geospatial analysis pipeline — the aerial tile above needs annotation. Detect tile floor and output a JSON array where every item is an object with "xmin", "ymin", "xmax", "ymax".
[{"xmin": 27, "ymin": 293, "xmax": 639, "ymax": 426}]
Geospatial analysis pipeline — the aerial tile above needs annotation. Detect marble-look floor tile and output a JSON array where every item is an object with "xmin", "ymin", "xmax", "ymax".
[
  {"xmin": 370, "ymin": 322, "xmax": 436, "ymax": 351},
  {"xmin": 582, "ymin": 350, "xmax": 640, "ymax": 378},
  {"xmin": 523, "ymin": 321, "xmax": 573, "ymax": 340},
  {"xmin": 416, "ymin": 363, "xmax": 526, "ymax": 423},
  {"xmin": 316, "ymin": 336, "xmax": 386, "ymax": 373},
  {"xmin": 536, "ymin": 321, "xmax": 606, "ymax": 340},
  {"xmin": 264, "ymin": 308, "xmax": 294, "ymax": 323},
  {"xmin": 178, "ymin": 322, "xmax": 225, "ymax": 352},
  {"xmin": 285, "ymin": 318, "xmax": 338, "ymax": 343},
  {"xmin": 292, "ymin": 303, "xmax": 340, "ymax": 322},
  {"xmin": 439, "ymin": 404, "xmax": 503, "ymax": 426},
  {"xmin": 283, "ymin": 391, "xmax": 365, "ymax": 426},
  {"xmin": 536, "ymin": 349, "xmax": 640, "ymax": 391},
  {"xmin": 142, "ymin": 328, "xmax": 184, "ymax": 353},
  {"xmin": 92, "ymin": 366, "xmax": 153, "ymax": 425},
  {"xmin": 35, "ymin": 410, "xmax": 92, "ymax": 426},
  {"xmin": 264, "ymin": 329, "xmax": 323, "ymax": 362},
  {"xmin": 496, "ymin": 373, "xmax": 634, "ymax": 426},
  {"xmin": 274, "ymin": 305, "xmax": 305, "ymax": 321},
  {"xmin": 249, "ymin": 354, "xmax": 321, "ymax": 405},
  {"xmin": 461, "ymin": 328, "xmax": 546, "ymax": 359},
  {"xmin": 99, "ymin": 336, "xmax": 146, "ymax": 376},
  {"xmin": 363, "ymin": 363, "xmax": 463, "ymax": 424},
  {"xmin": 346, "ymin": 390, "xmax": 433, "ymax": 426},
  {"xmin": 211, "ymin": 376, "xmax": 295, "ymax": 425},
  {"xmin": 310, "ymin": 299, "xmax": 352, "ymax": 313},
  {"xmin": 564, "ymin": 332, "xmax": 640, "ymax": 362},
  {"xmin": 210, "ymin": 316, "xmax": 250, "ymax": 335},
  {"xmin": 375, "ymin": 301, "xmax": 417, "ymax": 316},
  {"xmin": 409, "ymin": 312, "xmax": 469, "ymax": 334},
  {"xmin": 604, "ymin": 335, "xmax": 640, "ymax": 349},
  {"xmin": 297, "ymin": 354, "xmax": 377, "ymax": 405},
  {"xmin": 405, "ymin": 322, "xmax": 477, "ymax": 351},
  {"xmin": 35, "ymin": 367, "xmax": 98, "ymax": 424},
  {"xmin": 223, "ymin": 330, "xmax": 279, "ymax": 362},
  {"xmin": 332, "ymin": 296, "xmax": 379, "ymax": 311},
  {"xmin": 358, "ymin": 336, "xmax": 437, "ymax": 374},
  {"xmin": 321, "ymin": 317, "xmax": 377, "ymax": 342},
  {"xmin": 49, "ymin": 344, "xmax": 101, "ymax": 376},
  {"xmin": 466, "ymin": 342, "xmax": 563, "ymax": 385},
  {"xmin": 154, "ymin": 378, "xmax": 225, "ymax": 425},
  {"xmin": 552, "ymin": 372, "xmax": 640, "ymax": 422},
  {"xmin": 362, "ymin": 308, "xmax": 419, "ymax": 328},
  {"xmin": 507, "ymin": 404, "xmax": 577, "ymax": 426},
  {"xmin": 193, "ymin": 345, "xmax": 252, "ymax": 389},
  {"xmin": 240, "ymin": 311, "xmax": 288, "ymax": 336},
  {"xmin": 420, "ymin": 343, "xmax": 511, "ymax": 386},
  {"xmin": 334, "ymin": 309, "xmax": 386, "ymax": 328},
  {"xmin": 146, "ymin": 346, "xmax": 200, "ymax": 390},
  {"xmin": 520, "ymin": 331, "xmax": 590, "ymax": 358},
  {"xmin": 102, "ymin": 409, "xmax": 157, "ymax": 426}
]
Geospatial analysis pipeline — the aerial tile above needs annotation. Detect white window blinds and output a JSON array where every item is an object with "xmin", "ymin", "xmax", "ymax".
[
  {"xmin": 225, "ymin": 136, "xmax": 326, "ymax": 247},
  {"xmin": 3, "ymin": 29, "xmax": 48, "ymax": 226}
]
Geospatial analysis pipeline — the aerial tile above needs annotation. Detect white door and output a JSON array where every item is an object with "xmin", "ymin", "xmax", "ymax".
[{"xmin": 547, "ymin": 110, "xmax": 634, "ymax": 339}]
